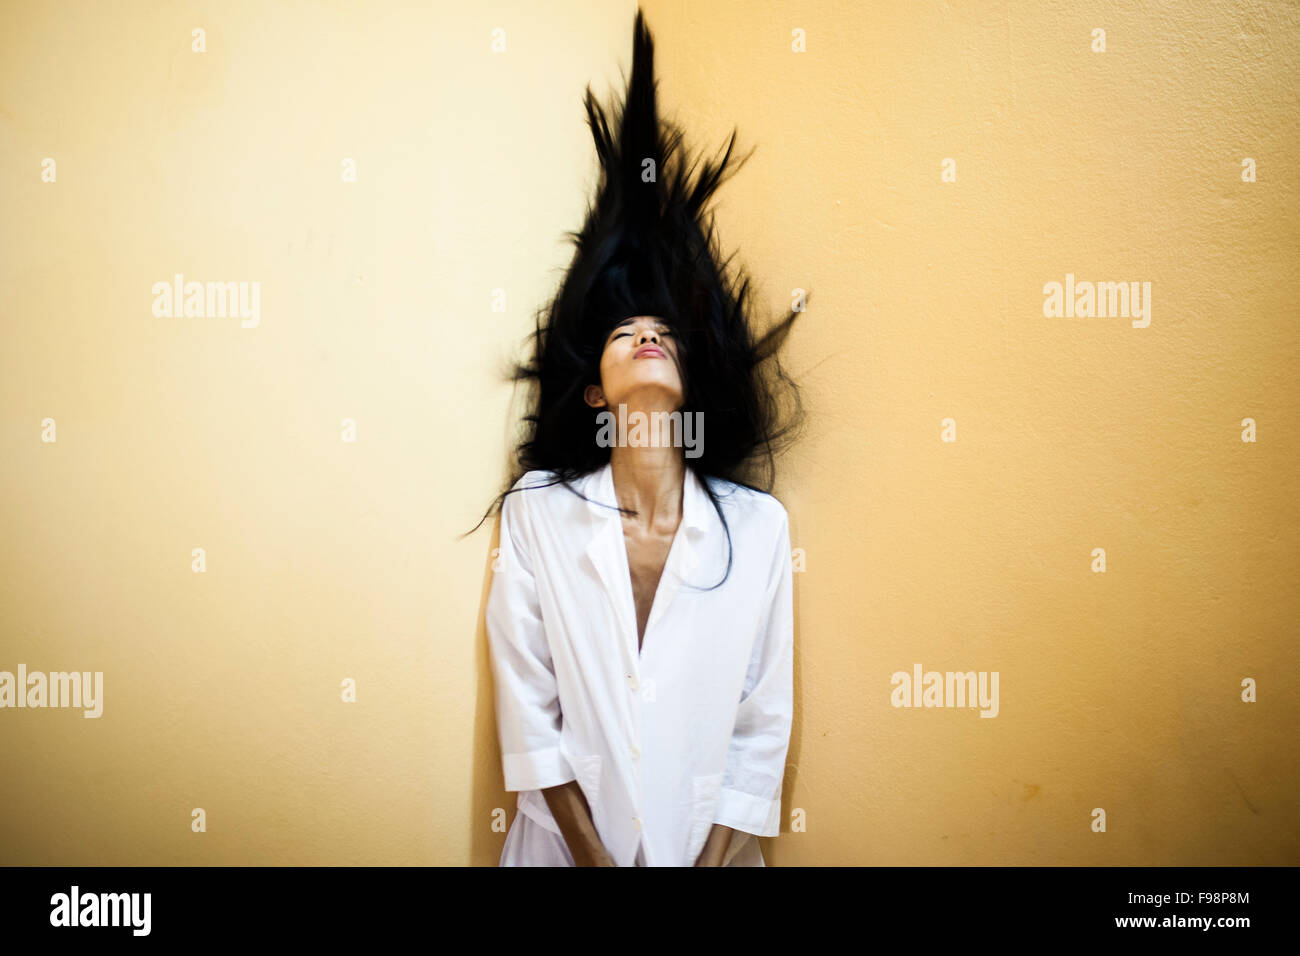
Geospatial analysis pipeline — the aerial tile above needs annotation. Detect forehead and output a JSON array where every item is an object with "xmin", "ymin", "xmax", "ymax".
[{"xmin": 611, "ymin": 314, "xmax": 670, "ymax": 332}]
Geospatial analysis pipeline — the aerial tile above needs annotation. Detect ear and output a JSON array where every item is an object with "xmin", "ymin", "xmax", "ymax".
[{"xmin": 583, "ymin": 384, "xmax": 607, "ymax": 409}]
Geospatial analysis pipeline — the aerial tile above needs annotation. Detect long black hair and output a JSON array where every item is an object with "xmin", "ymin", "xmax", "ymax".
[{"xmin": 470, "ymin": 7, "xmax": 806, "ymax": 589}]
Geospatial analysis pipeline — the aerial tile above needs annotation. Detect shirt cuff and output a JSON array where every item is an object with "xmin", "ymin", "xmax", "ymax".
[
  {"xmin": 713, "ymin": 786, "xmax": 781, "ymax": 837},
  {"xmin": 502, "ymin": 747, "xmax": 576, "ymax": 792}
]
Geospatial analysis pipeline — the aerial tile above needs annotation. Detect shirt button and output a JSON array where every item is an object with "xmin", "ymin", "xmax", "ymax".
[
  {"xmin": 627, "ymin": 674, "xmax": 639, "ymax": 692},
  {"xmin": 633, "ymin": 817, "xmax": 643, "ymax": 831},
  {"xmin": 630, "ymin": 745, "xmax": 640, "ymax": 760}
]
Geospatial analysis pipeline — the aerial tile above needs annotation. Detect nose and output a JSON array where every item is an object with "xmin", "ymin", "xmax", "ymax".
[{"xmin": 636, "ymin": 326, "xmax": 659, "ymax": 345}]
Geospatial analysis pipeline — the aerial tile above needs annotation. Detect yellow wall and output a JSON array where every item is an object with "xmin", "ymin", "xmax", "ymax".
[{"xmin": 1, "ymin": 0, "xmax": 1296, "ymax": 865}]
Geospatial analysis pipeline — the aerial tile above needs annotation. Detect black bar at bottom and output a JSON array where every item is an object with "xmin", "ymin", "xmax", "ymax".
[{"xmin": 0, "ymin": 864, "xmax": 1287, "ymax": 941}]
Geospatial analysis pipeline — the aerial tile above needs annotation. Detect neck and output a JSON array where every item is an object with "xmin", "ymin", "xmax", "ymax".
[{"xmin": 609, "ymin": 445, "xmax": 685, "ymax": 532}]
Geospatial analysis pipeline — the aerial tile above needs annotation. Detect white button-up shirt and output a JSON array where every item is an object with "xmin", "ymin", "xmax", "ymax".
[{"xmin": 487, "ymin": 460, "xmax": 794, "ymax": 867}]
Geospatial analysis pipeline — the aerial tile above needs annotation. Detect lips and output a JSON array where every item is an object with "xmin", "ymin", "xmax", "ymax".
[{"xmin": 634, "ymin": 345, "xmax": 665, "ymax": 359}]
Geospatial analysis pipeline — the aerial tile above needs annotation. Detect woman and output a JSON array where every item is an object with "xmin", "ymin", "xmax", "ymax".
[{"xmin": 481, "ymin": 9, "xmax": 805, "ymax": 867}]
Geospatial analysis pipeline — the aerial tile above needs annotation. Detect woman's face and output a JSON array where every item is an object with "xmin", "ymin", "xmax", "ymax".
[{"xmin": 584, "ymin": 315, "xmax": 684, "ymax": 412}]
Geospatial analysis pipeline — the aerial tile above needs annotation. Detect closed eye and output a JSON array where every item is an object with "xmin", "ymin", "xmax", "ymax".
[{"xmin": 610, "ymin": 326, "xmax": 673, "ymax": 343}]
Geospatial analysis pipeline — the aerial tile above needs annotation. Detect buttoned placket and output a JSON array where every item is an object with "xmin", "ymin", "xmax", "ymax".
[
  {"xmin": 627, "ymin": 623, "xmax": 644, "ymax": 848},
  {"xmin": 585, "ymin": 504, "xmax": 646, "ymax": 858},
  {"xmin": 584, "ymin": 464, "xmax": 703, "ymax": 865},
  {"xmin": 634, "ymin": 524, "xmax": 699, "ymax": 864}
]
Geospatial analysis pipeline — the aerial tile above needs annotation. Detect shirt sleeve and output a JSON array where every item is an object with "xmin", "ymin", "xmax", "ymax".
[
  {"xmin": 713, "ymin": 503, "xmax": 794, "ymax": 837},
  {"xmin": 486, "ymin": 483, "xmax": 577, "ymax": 792}
]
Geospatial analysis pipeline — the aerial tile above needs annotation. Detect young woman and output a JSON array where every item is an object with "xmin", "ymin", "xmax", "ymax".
[{"xmin": 481, "ymin": 10, "xmax": 805, "ymax": 867}]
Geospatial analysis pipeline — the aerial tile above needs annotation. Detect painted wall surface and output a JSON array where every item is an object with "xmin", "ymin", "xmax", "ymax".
[{"xmin": 1, "ymin": 0, "xmax": 1296, "ymax": 865}]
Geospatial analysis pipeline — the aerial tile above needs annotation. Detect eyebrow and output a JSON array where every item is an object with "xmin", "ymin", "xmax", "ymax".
[{"xmin": 611, "ymin": 316, "xmax": 667, "ymax": 332}]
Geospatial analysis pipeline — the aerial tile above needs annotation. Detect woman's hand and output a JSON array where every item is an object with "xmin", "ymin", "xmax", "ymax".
[
  {"xmin": 573, "ymin": 842, "xmax": 618, "ymax": 867},
  {"xmin": 693, "ymin": 824, "xmax": 735, "ymax": 866},
  {"xmin": 541, "ymin": 780, "xmax": 617, "ymax": 866}
]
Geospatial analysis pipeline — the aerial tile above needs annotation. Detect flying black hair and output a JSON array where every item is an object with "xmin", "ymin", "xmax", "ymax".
[{"xmin": 469, "ymin": 7, "xmax": 807, "ymax": 589}]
